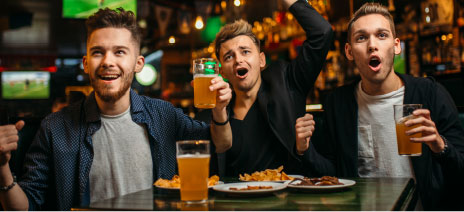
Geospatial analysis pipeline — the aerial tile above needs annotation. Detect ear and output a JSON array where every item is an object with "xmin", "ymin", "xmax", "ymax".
[
  {"xmin": 259, "ymin": 52, "xmax": 266, "ymax": 70},
  {"xmin": 82, "ymin": 56, "xmax": 89, "ymax": 74},
  {"xmin": 394, "ymin": 38, "xmax": 402, "ymax": 55},
  {"xmin": 134, "ymin": 55, "xmax": 145, "ymax": 73},
  {"xmin": 345, "ymin": 43, "xmax": 354, "ymax": 61}
]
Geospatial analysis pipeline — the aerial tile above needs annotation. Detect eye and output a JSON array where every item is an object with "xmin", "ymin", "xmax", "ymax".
[
  {"xmin": 91, "ymin": 50, "xmax": 103, "ymax": 56},
  {"xmin": 115, "ymin": 50, "xmax": 126, "ymax": 55},
  {"xmin": 356, "ymin": 35, "xmax": 366, "ymax": 42},
  {"xmin": 243, "ymin": 50, "xmax": 250, "ymax": 54},
  {"xmin": 378, "ymin": 32, "xmax": 388, "ymax": 39},
  {"xmin": 224, "ymin": 55, "xmax": 233, "ymax": 61}
]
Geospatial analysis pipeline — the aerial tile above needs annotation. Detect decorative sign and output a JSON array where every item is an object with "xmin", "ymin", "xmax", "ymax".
[{"xmin": 154, "ymin": 5, "xmax": 173, "ymax": 37}]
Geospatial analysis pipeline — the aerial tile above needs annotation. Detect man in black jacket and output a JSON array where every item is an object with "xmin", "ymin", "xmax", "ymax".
[
  {"xmin": 212, "ymin": 0, "xmax": 332, "ymax": 177},
  {"xmin": 312, "ymin": 2, "xmax": 464, "ymax": 210}
]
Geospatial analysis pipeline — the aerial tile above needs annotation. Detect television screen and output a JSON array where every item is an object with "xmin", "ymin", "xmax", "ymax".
[
  {"xmin": 2, "ymin": 71, "xmax": 50, "ymax": 99},
  {"xmin": 63, "ymin": 0, "xmax": 137, "ymax": 19}
]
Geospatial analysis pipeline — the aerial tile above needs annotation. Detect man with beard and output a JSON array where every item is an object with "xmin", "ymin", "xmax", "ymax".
[
  {"xmin": 312, "ymin": 3, "xmax": 464, "ymax": 210},
  {"xmin": 213, "ymin": 0, "xmax": 332, "ymax": 177},
  {"xmin": 0, "ymin": 8, "xmax": 232, "ymax": 210}
]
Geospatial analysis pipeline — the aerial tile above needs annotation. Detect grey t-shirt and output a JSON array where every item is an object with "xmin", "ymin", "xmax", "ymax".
[
  {"xmin": 356, "ymin": 82, "xmax": 414, "ymax": 178},
  {"xmin": 89, "ymin": 107, "xmax": 153, "ymax": 203}
]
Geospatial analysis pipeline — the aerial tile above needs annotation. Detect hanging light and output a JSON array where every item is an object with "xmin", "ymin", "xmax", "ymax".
[
  {"xmin": 195, "ymin": 16, "xmax": 204, "ymax": 29},
  {"xmin": 234, "ymin": 0, "xmax": 241, "ymax": 7},
  {"xmin": 168, "ymin": 36, "xmax": 176, "ymax": 44}
]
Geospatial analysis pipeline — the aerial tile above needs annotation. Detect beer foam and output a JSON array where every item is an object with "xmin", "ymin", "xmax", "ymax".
[
  {"xmin": 177, "ymin": 154, "xmax": 210, "ymax": 159},
  {"xmin": 194, "ymin": 74, "xmax": 218, "ymax": 78}
]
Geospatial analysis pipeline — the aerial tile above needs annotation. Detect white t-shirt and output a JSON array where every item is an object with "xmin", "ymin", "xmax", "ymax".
[
  {"xmin": 89, "ymin": 107, "xmax": 153, "ymax": 202},
  {"xmin": 356, "ymin": 82, "xmax": 414, "ymax": 178}
]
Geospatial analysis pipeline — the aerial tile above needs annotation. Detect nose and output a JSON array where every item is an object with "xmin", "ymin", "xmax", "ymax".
[
  {"xmin": 235, "ymin": 53, "xmax": 245, "ymax": 64},
  {"xmin": 101, "ymin": 52, "xmax": 115, "ymax": 69},
  {"xmin": 368, "ymin": 37, "xmax": 378, "ymax": 52}
]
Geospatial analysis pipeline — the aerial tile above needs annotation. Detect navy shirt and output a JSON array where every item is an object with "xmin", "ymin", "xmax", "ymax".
[{"xmin": 18, "ymin": 90, "xmax": 210, "ymax": 210}]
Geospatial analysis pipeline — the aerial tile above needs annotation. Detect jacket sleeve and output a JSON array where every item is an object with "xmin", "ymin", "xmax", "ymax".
[
  {"xmin": 17, "ymin": 118, "xmax": 53, "ymax": 210},
  {"xmin": 431, "ymin": 82, "xmax": 464, "ymax": 178},
  {"xmin": 286, "ymin": 0, "xmax": 333, "ymax": 96},
  {"xmin": 174, "ymin": 106, "xmax": 210, "ymax": 141}
]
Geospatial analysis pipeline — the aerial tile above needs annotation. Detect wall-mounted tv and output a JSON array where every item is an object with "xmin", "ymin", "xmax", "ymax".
[
  {"xmin": 63, "ymin": 0, "xmax": 137, "ymax": 19},
  {"xmin": 2, "ymin": 71, "xmax": 50, "ymax": 99}
]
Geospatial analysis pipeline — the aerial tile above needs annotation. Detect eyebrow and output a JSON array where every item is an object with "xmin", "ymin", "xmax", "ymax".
[
  {"xmin": 223, "ymin": 46, "xmax": 252, "ymax": 58},
  {"xmin": 353, "ymin": 28, "xmax": 391, "ymax": 36},
  {"xmin": 89, "ymin": 45, "xmax": 130, "ymax": 51}
]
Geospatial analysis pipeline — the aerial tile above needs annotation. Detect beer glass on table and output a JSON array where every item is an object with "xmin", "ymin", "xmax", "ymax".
[
  {"xmin": 193, "ymin": 58, "xmax": 219, "ymax": 109},
  {"xmin": 176, "ymin": 140, "xmax": 210, "ymax": 203},
  {"xmin": 393, "ymin": 104, "xmax": 423, "ymax": 156}
]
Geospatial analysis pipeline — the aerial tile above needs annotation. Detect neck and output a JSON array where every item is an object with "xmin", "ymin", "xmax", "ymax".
[
  {"xmin": 233, "ymin": 77, "xmax": 261, "ymax": 108},
  {"xmin": 361, "ymin": 71, "xmax": 403, "ymax": 95},
  {"xmin": 95, "ymin": 90, "xmax": 131, "ymax": 115}
]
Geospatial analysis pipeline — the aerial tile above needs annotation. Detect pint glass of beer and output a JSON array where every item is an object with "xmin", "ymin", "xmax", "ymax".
[
  {"xmin": 176, "ymin": 140, "xmax": 210, "ymax": 203},
  {"xmin": 394, "ymin": 104, "xmax": 423, "ymax": 156},
  {"xmin": 193, "ymin": 58, "xmax": 219, "ymax": 109}
]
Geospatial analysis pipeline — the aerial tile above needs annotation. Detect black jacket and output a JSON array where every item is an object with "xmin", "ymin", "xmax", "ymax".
[
  {"xmin": 216, "ymin": 0, "xmax": 333, "ymax": 177},
  {"xmin": 317, "ymin": 73, "xmax": 464, "ymax": 210}
]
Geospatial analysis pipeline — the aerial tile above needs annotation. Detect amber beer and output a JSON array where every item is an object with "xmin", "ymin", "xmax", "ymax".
[
  {"xmin": 176, "ymin": 140, "xmax": 210, "ymax": 203},
  {"xmin": 193, "ymin": 58, "xmax": 219, "ymax": 109},
  {"xmin": 194, "ymin": 75, "xmax": 217, "ymax": 109},
  {"xmin": 394, "ymin": 104, "xmax": 423, "ymax": 156},
  {"xmin": 395, "ymin": 118, "xmax": 422, "ymax": 156},
  {"xmin": 177, "ymin": 154, "xmax": 210, "ymax": 202}
]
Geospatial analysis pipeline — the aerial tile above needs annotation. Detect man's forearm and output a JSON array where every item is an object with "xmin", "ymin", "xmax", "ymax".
[
  {"xmin": 0, "ymin": 165, "xmax": 29, "ymax": 210},
  {"xmin": 210, "ymin": 108, "xmax": 232, "ymax": 153}
]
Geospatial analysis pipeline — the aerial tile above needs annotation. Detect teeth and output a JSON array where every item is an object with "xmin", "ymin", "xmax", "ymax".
[{"xmin": 100, "ymin": 74, "xmax": 119, "ymax": 80}]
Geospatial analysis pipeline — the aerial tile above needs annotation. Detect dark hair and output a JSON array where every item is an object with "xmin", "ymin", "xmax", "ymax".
[
  {"xmin": 214, "ymin": 19, "xmax": 260, "ymax": 59},
  {"xmin": 85, "ymin": 7, "xmax": 141, "ymax": 50},
  {"xmin": 347, "ymin": 3, "xmax": 395, "ymax": 43}
]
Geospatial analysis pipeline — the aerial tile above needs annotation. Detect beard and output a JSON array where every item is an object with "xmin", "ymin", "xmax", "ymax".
[{"xmin": 90, "ymin": 71, "xmax": 134, "ymax": 103}]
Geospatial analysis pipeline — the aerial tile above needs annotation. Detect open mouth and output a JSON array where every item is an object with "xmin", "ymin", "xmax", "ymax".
[
  {"xmin": 98, "ymin": 74, "xmax": 120, "ymax": 81},
  {"xmin": 236, "ymin": 68, "xmax": 248, "ymax": 77},
  {"xmin": 369, "ymin": 56, "xmax": 381, "ymax": 70}
]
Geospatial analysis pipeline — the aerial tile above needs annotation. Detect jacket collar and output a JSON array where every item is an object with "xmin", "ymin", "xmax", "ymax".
[{"xmin": 83, "ymin": 89, "xmax": 144, "ymax": 123}]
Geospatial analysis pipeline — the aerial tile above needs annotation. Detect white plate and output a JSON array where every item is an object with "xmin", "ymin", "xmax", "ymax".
[
  {"xmin": 239, "ymin": 174, "xmax": 304, "ymax": 183},
  {"xmin": 286, "ymin": 178, "xmax": 356, "ymax": 190},
  {"xmin": 212, "ymin": 182, "xmax": 287, "ymax": 194},
  {"xmin": 154, "ymin": 181, "xmax": 224, "ymax": 190}
]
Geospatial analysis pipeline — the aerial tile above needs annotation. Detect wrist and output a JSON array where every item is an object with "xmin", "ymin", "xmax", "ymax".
[{"xmin": 433, "ymin": 135, "xmax": 449, "ymax": 157}]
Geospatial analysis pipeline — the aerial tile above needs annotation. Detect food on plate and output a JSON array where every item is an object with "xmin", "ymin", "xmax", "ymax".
[
  {"xmin": 239, "ymin": 166, "xmax": 294, "ymax": 181},
  {"xmin": 290, "ymin": 176, "xmax": 344, "ymax": 186},
  {"xmin": 154, "ymin": 175, "xmax": 220, "ymax": 188},
  {"xmin": 229, "ymin": 185, "xmax": 273, "ymax": 191}
]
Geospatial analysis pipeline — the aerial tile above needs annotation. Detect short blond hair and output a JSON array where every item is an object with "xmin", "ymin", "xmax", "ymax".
[
  {"xmin": 347, "ymin": 3, "xmax": 395, "ymax": 43},
  {"xmin": 214, "ymin": 19, "xmax": 260, "ymax": 59}
]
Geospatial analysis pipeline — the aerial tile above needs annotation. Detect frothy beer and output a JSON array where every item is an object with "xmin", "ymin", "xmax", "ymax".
[
  {"xmin": 194, "ymin": 74, "xmax": 217, "ymax": 109},
  {"xmin": 177, "ymin": 154, "xmax": 210, "ymax": 202},
  {"xmin": 395, "ymin": 115, "xmax": 422, "ymax": 156}
]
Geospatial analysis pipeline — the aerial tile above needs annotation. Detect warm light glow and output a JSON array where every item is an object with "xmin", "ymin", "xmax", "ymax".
[
  {"xmin": 441, "ymin": 35, "xmax": 447, "ymax": 41},
  {"xmin": 426, "ymin": 16, "xmax": 431, "ymax": 23},
  {"xmin": 195, "ymin": 16, "xmax": 204, "ymax": 29},
  {"xmin": 234, "ymin": 0, "xmax": 241, "ymax": 7},
  {"xmin": 448, "ymin": 33, "xmax": 453, "ymax": 40},
  {"xmin": 425, "ymin": 7, "xmax": 429, "ymax": 13},
  {"xmin": 221, "ymin": 0, "xmax": 227, "ymax": 9},
  {"xmin": 169, "ymin": 36, "xmax": 176, "ymax": 44}
]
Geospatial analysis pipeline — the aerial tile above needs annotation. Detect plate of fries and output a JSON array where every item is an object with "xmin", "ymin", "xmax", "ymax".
[
  {"xmin": 212, "ymin": 182, "xmax": 287, "ymax": 195},
  {"xmin": 239, "ymin": 166, "xmax": 303, "ymax": 182},
  {"xmin": 154, "ymin": 175, "xmax": 223, "ymax": 190}
]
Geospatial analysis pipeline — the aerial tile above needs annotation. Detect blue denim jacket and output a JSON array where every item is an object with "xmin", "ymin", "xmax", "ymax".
[{"xmin": 18, "ymin": 90, "xmax": 210, "ymax": 210}]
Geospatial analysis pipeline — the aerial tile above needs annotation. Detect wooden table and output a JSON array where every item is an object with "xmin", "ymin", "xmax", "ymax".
[{"xmin": 72, "ymin": 178, "xmax": 417, "ymax": 211}]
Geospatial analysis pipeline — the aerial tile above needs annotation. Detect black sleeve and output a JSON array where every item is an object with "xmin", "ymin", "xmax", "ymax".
[
  {"xmin": 432, "ymin": 82, "xmax": 464, "ymax": 178},
  {"xmin": 286, "ymin": 0, "xmax": 333, "ymax": 96}
]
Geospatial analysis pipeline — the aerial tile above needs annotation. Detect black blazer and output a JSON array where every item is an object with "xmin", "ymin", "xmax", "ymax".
[{"xmin": 218, "ymin": 0, "xmax": 333, "ymax": 177}]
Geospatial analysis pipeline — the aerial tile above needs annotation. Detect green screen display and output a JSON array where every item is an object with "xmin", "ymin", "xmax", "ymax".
[
  {"xmin": 63, "ymin": 0, "xmax": 137, "ymax": 18},
  {"xmin": 2, "ymin": 71, "xmax": 50, "ymax": 99}
]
